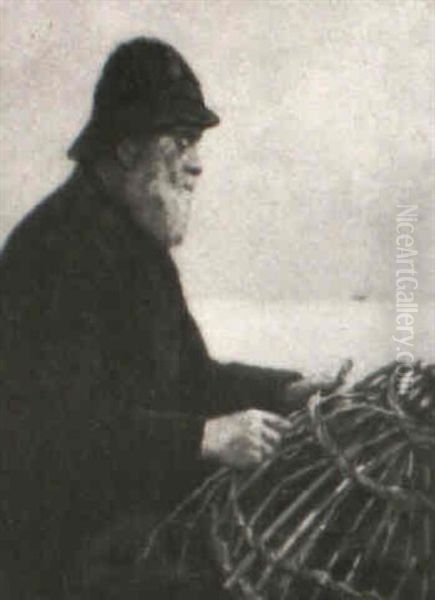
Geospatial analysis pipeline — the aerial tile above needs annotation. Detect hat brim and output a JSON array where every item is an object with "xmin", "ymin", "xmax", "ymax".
[
  {"xmin": 176, "ymin": 105, "xmax": 220, "ymax": 129},
  {"xmin": 67, "ymin": 120, "xmax": 103, "ymax": 161},
  {"xmin": 68, "ymin": 104, "xmax": 220, "ymax": 161}
]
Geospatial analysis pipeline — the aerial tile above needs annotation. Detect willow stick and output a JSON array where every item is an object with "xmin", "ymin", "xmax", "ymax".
[
  {"xmin": 225, "ymin": 429, "xmax": 404, "ymax": 592},
  {"xmin": 390, "ymin": 452, "xmax": 417, "ymax": 600},
  {"xmin": 308, "ymin": 447, "xmax": 405, "ymax": 600},
  {"xmin": 256, "ymin": 442, "xmax": 405, "ymax": 592},
  {"xmin": 232, "ymin": 456, "xmax": 329, "ymax": 558},
  {"xmin": 224, "ymin": 463, "xmax": 338, "ymax": 590},
  {"xmin": 353, "ymin": 361, "xmax": 398, "ymax": 391},
  {"xmin": 311, "ymin": 453, "xmax": 406, "ymax": 600},
  {"xmin": 346, "ymin": 451, "xmax": 410, "ymax": 588},
  {"xmin": 136, "ymin": 467, "xmax": 229, "ymax": 563},
  {"xmin": 421, "ymin": 465, "xmax": 433, "ymax": 600}
]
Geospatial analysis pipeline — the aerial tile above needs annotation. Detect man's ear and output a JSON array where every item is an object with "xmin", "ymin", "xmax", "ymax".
[{"xmin": 115, "ymin": 138, "xmax": 140, "ymax": 170}]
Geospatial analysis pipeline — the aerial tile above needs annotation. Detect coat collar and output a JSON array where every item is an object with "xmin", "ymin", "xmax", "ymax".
[{"xmin": 66, "ymin": 165, "xmax": 179, "ymax": 281}]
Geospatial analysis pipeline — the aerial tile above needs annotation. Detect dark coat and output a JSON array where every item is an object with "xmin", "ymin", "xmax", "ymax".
[{"xmin": 0, "ymin": 167, "xmax": 300, "ymax": 597}]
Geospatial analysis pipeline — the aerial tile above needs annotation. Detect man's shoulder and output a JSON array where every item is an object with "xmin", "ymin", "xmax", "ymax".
[
  {"xmin": 2, "ymin": 170, "xmax": 87, "ymax": 260},
  {"xmin": 1, "ymin": 168, "xmax": 169, "ymax": 288},
  {"xmin": 0, "ymin": 170, "xmax": 115, "ymax": 306}
]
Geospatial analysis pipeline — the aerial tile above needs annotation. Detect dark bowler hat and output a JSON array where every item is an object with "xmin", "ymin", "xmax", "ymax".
[{"xmin": 68, "ymin": 37, "xmax": 220, "ymax": 160}]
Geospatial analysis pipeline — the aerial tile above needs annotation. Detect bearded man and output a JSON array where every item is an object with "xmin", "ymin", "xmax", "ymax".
[{"xmin": 0, "ymin": 38, "xmax": 341, "ymax": 599}]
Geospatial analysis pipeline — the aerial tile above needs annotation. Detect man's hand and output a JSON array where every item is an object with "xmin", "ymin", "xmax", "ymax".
[
  {"xmin": 284, "ymin": 359, "xmax": 353, "ymax": 410},
  {"xmin": 201, "ymin": 409, "xmax": 290, "ymax": 469}
]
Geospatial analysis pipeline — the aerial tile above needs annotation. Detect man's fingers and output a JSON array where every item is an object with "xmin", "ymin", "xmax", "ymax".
[
  {"xmin": 247, "ymin": 428, "xmax": 276, "ymax": 459},
  {"xmin": 317, "ymin": 377, "xmax": 339, "ymax": 391},
  {"xmin": 249, "ymin": 448, "xmax": 263, "ymax": 465},
  {"xmin": 290, "ymin": 376, "xmax": 338, "ymax": 396},
  {"xmin": 259, "ymin": 439, "xmax": 276, "ymax": 458},
  {"xmin": 261, "ymin": 424, "xmax": 282, "ymax": 446},
  {"xmin": 336, "ymin": 358, "xmax": 354, "ymax": 383},
  {"xmin": 262, "ymin": 412, "xmax": 291, "ymax": 433},
  {"xmin": 301, "ymin": 360, "xmax": 353, "ymax": 394},
  {"xmin": 287, "ymin": 379, "xmax": 315, "ymax": 395}
]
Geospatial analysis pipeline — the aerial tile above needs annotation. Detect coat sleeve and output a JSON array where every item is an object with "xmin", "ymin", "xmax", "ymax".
[
  {"xmin": 178, "ymin": 311, "xmax": 304, "ymax": 418},
  {"xmin": 100, "ymin": 302, "xmax": 303, "ymax": 478},
  {"xmin": 207, "ymin": 360, "xmax": 303, "ymax": 415}
]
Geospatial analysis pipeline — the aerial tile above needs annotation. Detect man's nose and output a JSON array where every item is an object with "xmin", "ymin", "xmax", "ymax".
[{"xmin": 184, "ymin": 146, "xmax": 202, "ymax": 177}]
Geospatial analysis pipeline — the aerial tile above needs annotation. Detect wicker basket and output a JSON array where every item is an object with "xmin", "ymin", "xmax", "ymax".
[
  {"xmin": 208, "ymin": 361, "xmax": 434, "ymax": 599},
  {"xmin": 139, "ymin": 361, "xmax": 434, "ymax": 599}
]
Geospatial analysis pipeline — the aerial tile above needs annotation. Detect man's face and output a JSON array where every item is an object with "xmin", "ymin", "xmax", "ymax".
[{"xmin": 124, "ymin": 127, "xmax": 203, "ymax": 246}]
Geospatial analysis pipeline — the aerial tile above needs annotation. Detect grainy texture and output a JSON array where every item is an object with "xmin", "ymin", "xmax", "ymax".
[
  {"xmin": 1, "ymin": 0, "xmax": 433, "ymax": 304},
  {"xmin": 146, "ymin": 362, "xmax": 434, "ymax": 599},
  {"xmin": 0, "ymin": 166, "xmax": 301, "ymax": 598}
]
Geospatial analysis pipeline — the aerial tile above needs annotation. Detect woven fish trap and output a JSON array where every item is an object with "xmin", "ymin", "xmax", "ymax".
[{"xmin": 207, "ymin": 362, "xmax": 435, "ymax": 600}]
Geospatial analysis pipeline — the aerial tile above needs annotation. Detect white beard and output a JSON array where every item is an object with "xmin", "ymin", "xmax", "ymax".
[
  {"xmin": 125, "ymin": 136, "xmax": 195, "ymax": 247},
  {"xmin": 147, "ymin": 174, "xmax": 192, "ymax": 246}
]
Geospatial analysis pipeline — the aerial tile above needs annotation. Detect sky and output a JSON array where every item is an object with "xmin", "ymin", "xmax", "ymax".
[{"xmin": 1, "ymin": 0, "xmax": 433, "ymax": 306}]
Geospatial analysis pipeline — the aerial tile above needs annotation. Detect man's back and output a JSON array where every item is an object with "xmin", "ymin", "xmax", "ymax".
[{"xmin": 0, "ymin": 168, "xmax": 214, "ymax": 596}]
